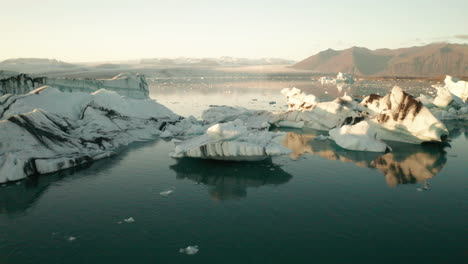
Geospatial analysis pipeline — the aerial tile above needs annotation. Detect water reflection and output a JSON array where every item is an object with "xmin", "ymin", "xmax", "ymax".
[
  {"xmin": 170, "ymin": 158, "xmax": 292, "ymax": 200},
  {"xmin": 0, "ymin": 140, "xmax": 159, "ymax": 216},
  {"xmin": 281, "ymin": 130, "xmax": 448, "ymax": 188},
  {"xmin": 0, "ymin": 163, "xmax": 92, "ymax": 216}
]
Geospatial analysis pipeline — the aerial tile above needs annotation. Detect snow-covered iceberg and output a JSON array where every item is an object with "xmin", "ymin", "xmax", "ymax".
[
  {"xmin": 170, "ymin": 120, "xmax": 291, "ymax": 161},
  {"xmin": 0, "ymin": 87, "xmax": 180, "ymax": 183},
  {"xmin": 360, "ymin": 86, "xmax": 448, "ymax": 143},
  {"xmin": 279, "ymin": 88, "xmax": 363, "ymax": 130}
]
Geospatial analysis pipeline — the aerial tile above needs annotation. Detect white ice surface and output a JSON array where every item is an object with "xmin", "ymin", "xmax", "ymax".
[
  {"xmin": 0, "ymin": 87, "xmax": 180, "ymax": 183},
  {"xmin": 329, "ymin": 121, "xmax": 388, "ymax": 152}
]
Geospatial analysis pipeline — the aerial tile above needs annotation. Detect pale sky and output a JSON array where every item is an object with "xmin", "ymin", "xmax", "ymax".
[{"xmin": 1, "ymin": 0, "xmax": 468, "ymax": 62}]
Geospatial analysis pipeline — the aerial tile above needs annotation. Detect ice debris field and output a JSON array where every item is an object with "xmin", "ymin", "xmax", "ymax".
[{"xmin": 0, "ymin": 72, "xmax": 467, "ymax": 183}]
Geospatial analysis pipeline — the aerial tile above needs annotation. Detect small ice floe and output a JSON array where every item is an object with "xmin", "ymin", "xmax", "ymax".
[
  {"xmin": 1, "ymin": 184, "xmax": 7, "ymax": 187},
  {"xmin": 118, "ymin": 217, "xmax": 135, "ymax": 224},
  {"xmin": 179, "ymin": 245, "xmax": 199, "ymax": 255},
  {"xmin": 124, "ymin": 217, "xmax": 135, "ymax": 223},
  {"xmin": 160, "ymin": 189, "xmax": 174, "ymax": 196},
  {"xmin": 315, "ymin": 135, "xmax": 328, "ymax": 140},
  {"xmin": 16, "ymin": 181, "xmax": 22, "ymax": 185},
  {"xmin": 67, "ymin": 236, "xmax": 76, "ymax": 242},
  {"xmin": 417, "ymin": 182, "xmax": 431, "ymax": 192}
]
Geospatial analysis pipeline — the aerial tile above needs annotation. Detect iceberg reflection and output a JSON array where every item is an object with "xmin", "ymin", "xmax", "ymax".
[
  {"xmin": 281, "ymin": 130, "xmax": 448, "ymax": 187},
  {"xmin": 170, "ymin": 158, "xmax": 292, "ymax": 200}
]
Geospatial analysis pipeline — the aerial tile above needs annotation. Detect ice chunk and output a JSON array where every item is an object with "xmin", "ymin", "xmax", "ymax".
[
  {"xmin": 444, "ymin": 75, "xmax": 468, "ymax": 104},
  {"xmin": 336, "ymin": 72, "xmax": 354, "ymax": 84},
  {"xmin": 67, "ymin": 236, "xmax": 76, "ymax": 242},
  {"xmin": 123, "ymin": 217, "xmax": 135, "ymax": 223},
  {"xmin": 206, "ymin": 119, "xmax": 247, "ymax": 140},
  {"xmin": 319, "ymin": 76, "xmax": 336, "ymax": 85},
  {"xmin": 279, "ymin": 88, "xmax": 363, "ymax": 130},
  {"xmin": 179, "ymin": 245, "xmax": 199, "ymax": 255},
  {"xmin": 360, "ymin": 86, "xmax": 448, "ymax": 143},
  {"xmin": 329, "ymin": 121, "xmax": 389, "ymax": 152},
  {"xmin": 160, "ymin": 189, "xmax": 174, "ymax": 196},
  {"xmin": 281, "ymin": 87, "xmax": 318, "ymax": 111},
  {"xmin": 170, "ymin": 120, "xmax": 291, "ymax": 161}
]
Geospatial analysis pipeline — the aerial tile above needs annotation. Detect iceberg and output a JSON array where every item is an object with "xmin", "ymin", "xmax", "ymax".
[
  {"xmin": 0, "ymin": 87, "xmax": 181, "ymax": 183},
  {"xmin": 170, "ymin": 120, "xmax": 291, "ymax": 161},
  {"xmin": 418, "ymin": 76, "xmax": 468, "ymax": 120},
  {"xmin": 319, "ymin": 76, "xmax": 336, "ymax": 85},
  {"xmin": 360, "ymin": 86, "xmax": 448, "ymax": 143},
  {"xmin": 444, "ymin": 75, "xmax": 468, "ymax": 105},
  {"xmin": 336, "ymin": 72, "xmax": 354, "ymax": 84},
  {"xmin": 329, "ymin": 121, "xmax": 389, "ymax": 152},
  {"xmin": 280, "ymin": 88, "xmax": 363, "ymax": 130},
  {"xmin": 318, "ymin": 72, "xmax": 354, "ymax": 85}
]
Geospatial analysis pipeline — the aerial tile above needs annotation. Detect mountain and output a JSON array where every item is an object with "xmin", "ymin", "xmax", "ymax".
[
  {"xmin": 0, "ymin": 58, "xmax": 80, "ymax": 74},
  {"xmin": 293, "ymin": 43, "xmax": 468, "ymax": 77},
  {"xmin": 140, "ymin": 57, "xmax": 295, "ymax": 66}
]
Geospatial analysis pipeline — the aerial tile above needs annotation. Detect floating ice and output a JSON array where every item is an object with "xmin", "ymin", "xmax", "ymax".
[
  {"xmin": 67, "ymin": 236, "xmax": 76, "ymax": 242},
  {"xmin": 360, "ymin": 86, "xmax": 448, "ymax": 143},
  {"xmin": 123, "ymin": 217, "xmax": 135, "ymax": 223},
  {"xmin": 329, "ymin": 121, "xmax": 389, "ymax": 152},
  {"xmin": 179, "ymin": 245, "xmax": 199, "ymax": 255},
  {"xmin": 0, "ymin": 87, "xmax": 181, "ymax": 183},
  {"xmin": 160, "ymin": 189, "xmax": 174, "ymax": 196},
  {"xmin": 170, "ymin": 120, "xmax": 291, "ymax": 161},
  {"xmin": 336, "ymin": 72, "xmax": 354, "ymax": 84},
  {"xmin": 418, "ymin": 76, "xmax": 468, "ymax": 120},
  {"xmin": 280, "ymin": 88, "xmax": 363, "ymax": 130}
]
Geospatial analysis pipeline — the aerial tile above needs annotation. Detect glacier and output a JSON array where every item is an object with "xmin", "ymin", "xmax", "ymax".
[
  {"xmin": 0, "ymin": 87, "xmax": 180, "ymax": 183},
  {"xmin": 0, "ymin": 72, "xmax": 149, "ymax": 100}
]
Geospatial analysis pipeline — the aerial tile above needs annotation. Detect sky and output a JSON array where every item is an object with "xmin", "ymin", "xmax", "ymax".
[{"xmin": 1, "ymin": 0, "xmax": 468, "ymax": 62}]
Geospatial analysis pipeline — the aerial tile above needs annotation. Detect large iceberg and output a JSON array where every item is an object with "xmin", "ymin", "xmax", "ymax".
[
  {"xmin": 360, "ymin": 86, "xmax": 448, "ymax": 143},
  {"xmin": 0, "ymin": 87, "xmax": 180, "ymax": 183},
  {"xmin": 170, "ymin": 120, "xmax": 291, "ymax": 161}
]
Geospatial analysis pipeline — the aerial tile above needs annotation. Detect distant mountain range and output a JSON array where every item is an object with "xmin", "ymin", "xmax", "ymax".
[
  {"xmin": 292, "ymin": 43, "xmax": 468, "ymax": 77},
  {"xmin": 140, "ymin": 57, "xmax": 296, "ymax": 66}
]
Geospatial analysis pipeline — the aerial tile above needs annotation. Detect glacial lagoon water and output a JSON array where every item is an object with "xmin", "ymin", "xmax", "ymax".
[{"xmin": 1, "ymin": 77, "xmax": 467, "ymax": 263}]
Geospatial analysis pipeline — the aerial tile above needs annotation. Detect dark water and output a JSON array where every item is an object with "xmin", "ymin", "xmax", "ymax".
[{"xmin": 1, "ymin": 78, "xmax": 467, "ymax": 263}]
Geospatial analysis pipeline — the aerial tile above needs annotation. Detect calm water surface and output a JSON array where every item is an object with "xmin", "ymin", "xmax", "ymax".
[{"xmin": 0, "ymin": 77, "xmax": 467, "ymax": 263}]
